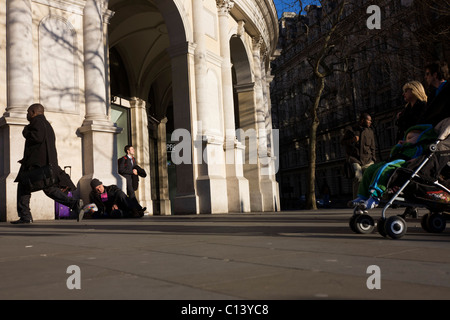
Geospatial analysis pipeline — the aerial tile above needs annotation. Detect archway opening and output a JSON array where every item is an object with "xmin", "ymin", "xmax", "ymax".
[{"xmin": 107, "ymin": 0, "xmax": 185, "ymax": 214}]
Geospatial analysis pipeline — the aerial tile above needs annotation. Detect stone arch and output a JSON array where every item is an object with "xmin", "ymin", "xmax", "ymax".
[
  {"xmin": 154, "ymin": 0, "xmax": 192, "ymax": 45},
  {"xmin": 230, "ymin": 35, "xmax": 266, "ymax": 211},
  {"xmin": 230, "ymin": 36, "xmax": 253, "ymax": 87},
  {"xmin": 230, "ymin": 36, "xmax": 254, "ymax": 130},
  {"xmin": 108, "ymin": 0, "xmax": 193, "ymax": 215}
]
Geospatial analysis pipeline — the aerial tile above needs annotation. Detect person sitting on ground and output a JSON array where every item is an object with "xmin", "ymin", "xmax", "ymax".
[
  {"xmin": 88, "ymin": 178, "xmax": 146, "ymax": 218},
  {"xmin": 350, "ymin": 124, "xmax": 438, "ymax": 209}
]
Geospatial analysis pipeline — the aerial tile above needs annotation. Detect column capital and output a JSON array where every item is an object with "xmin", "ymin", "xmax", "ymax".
[
  {"xmin": 167, "ymin": 41, "xmax": 197, "ymax": 58},
  {"xmin": 130, "ymin": 97, "xmax": 146, "ymax": 109},
  {"xmin": 252, "ymin": 36, "xmax": 263, "ymax": 51},
  {"xmin": 160, "ymin": 117, "xmax": 168, "ymax": 124},
  {"xmin": 234, "ymin": 82, "xmax": 255, "ymax": 93},
  {"xmin": 216, "ymin": 0, "xmax": 234, "ymax": 15},
  {"xmin": 237, "ymin": 20, "xmax": 245, "ymax": 37},
  {"xmin": 104, "ymin": 9, "xmax": 115, "ymax": 24}
]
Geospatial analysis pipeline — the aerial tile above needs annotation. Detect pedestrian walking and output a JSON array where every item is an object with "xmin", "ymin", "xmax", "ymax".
[
  {"xmin": 341, "ymin": 113, "xmax": 377, "ymax": 198},
  {"xmin": 12, "ymin": 103, "xmax": 83, "ymax": 224}
]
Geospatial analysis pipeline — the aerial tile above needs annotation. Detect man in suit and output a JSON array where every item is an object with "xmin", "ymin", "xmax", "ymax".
[
  {"xmin": 12, "ymin": 103, "xmax": 83, "ymax": 224},
  {"xmin": 118, "ymin": 145, "xmax": 146, "ymax": 199}
]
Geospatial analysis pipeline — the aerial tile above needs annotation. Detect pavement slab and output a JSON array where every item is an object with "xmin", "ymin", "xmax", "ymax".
[{"xmin": 0, "ymin": 209, "xmax": 449, "ymax": 309}]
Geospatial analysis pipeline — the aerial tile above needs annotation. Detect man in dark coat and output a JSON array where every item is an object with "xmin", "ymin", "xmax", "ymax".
[
  {"xmin": 12, "ymin": 103, "xmax": 83, "ymax": 224},
  {"xmin": 88, "ymin": 178, "xmax": 145, "ymax": 218},
  {"xmin": 118, "ymin": 145, "xmax": 146, "ymax": 199},
  {"xmin": 341, "ymin": 113, "xmax": 377, "ymax": 198},
  {"xmin": 421, "ymin": 61, "xmax": 450, "ymax": 126}
]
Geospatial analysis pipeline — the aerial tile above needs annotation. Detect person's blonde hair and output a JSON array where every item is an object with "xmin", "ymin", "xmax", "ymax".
[{"xmin": 403, "ymin": 81, "xmax": 428, "ymax": 103}]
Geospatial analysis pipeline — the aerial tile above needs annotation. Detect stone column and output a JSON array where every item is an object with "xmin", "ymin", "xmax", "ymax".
[
  {"xmin": 252, "ymin": 37, "xmax": 280, "ymax": 212},
  {"xmin": 129, "ymin": 98, "xmax": 153, "ymax": 214},
  {"xmin": 192, "ymin": 0, "xmax": 209, "ymax": 133},
  {"xmin": 83, "ymin": 0, "xmax": 110, "ymax": 125},
  {"xmin": 217, "ymin": 0, "xmax": 235, "ymax": 138},
  {"xmin": 193, "ymin": 0, "xmax": 228, "ymax": 213},
  {"xmin": 167, "ymin": 42, "xmax": 199, "ymax": 214},
  {"xmin": 264, "ymin": 69, "xmax": 279, "ymax": 185},
  {"xmin": 235, "ymin": 83, "xmax": 264, "ymax": 212},
  {"xmin": 78, "ymin": 0, "xmax": 122, "ymax": 203},
  {"xmin": 5, "ymin": 0, "xmax": 33, "ymax": 118},
  {"xmin": 260, "ymin": 66, "xmax": 280, "ymax": 212},
  {"xmin": 157, "ymin": 118, "xmax": 171, "ymax": 215},
  {"xmin": 0, "ymin": 0, "xmax": 34, "ymax": 221},
  {"xmin": 252, "ymin": 37, "xmax": 268, "ymax": 156},
  {"xmin": 217, "ymin": 0, "xmax": 250, "ymax": 212}
]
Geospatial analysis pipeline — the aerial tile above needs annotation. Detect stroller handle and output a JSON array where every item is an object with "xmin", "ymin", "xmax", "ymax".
[{"xmin": 435, "ymin": 118, "xmax": 450, "ymax": 141}]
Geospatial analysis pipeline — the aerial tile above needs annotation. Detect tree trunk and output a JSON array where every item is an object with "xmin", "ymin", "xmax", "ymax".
[{"xmin": 306, "ymin": 76, "xmax": 325, "ymax": 210}]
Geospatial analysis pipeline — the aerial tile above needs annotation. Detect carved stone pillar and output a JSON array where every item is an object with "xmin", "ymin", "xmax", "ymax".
[
  {"xmin": 217, "ymin": 0, "xmax": 250, "ymax": 212},
  {"xmin": 252, "ymin": 37, "xmax": 267, "ymax": 156},
  {"xmin": 167, "ymin": 42, "xmax": 199, "ymax": 214},
  {"xmin": 253, "ymin": 40, "xmax": 278, "ymax": 212},
  {"xmin": 235, "ymin": 83, "xmax": 264, "ymax": 212},
  {"xmin": 157, "ymin": 118, "xmax": 171, "ymax": 215},
  {"xmin": 78, "ymin": 0, "xmax": 123, "ymax": 203},
  {"xmin": 130, "ymin": 98, "xmax": 153, "ymax": 214},
  {"xmin": 260, "ymin": 67, "xmax": 280, "ymax": 212},
  {"xmin": 0, "ymin": 0, "xmax": 34, "ymax": 221},
  {"xmin": 193, "ymin": 0, "xmax": 228, "ymax": 213},
  {"xmin": 83, "ymin": 0, "xmax": 111, "ymax": 125},
  {"xmin": 5, "ymin": 0, "xmax": 33, "ymax": 117}
]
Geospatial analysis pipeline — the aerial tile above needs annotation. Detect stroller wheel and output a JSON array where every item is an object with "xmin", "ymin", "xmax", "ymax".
[
  {"xmin": 421, "ymin": 214, "xmax": 430, "ymax": 232},
  {"xmin": 353, "ymin": 214, "xmax": 375, "ymax": 234},
  {"xmin": 384, "ymin": 216, "xmax": 407, "ymax": 239},
  {"xmin": 349, "ymin": 215, "xmax": 358, "ymax": 233},
  {"xmin": 427, "ymin": 213, "xmax": 447, "ymax": 233},
  {"xmin": 377, "ymin": 218, "xmax": 387, "ymax": 237}
]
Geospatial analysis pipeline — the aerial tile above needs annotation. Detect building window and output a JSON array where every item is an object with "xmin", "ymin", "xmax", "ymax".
[{"xmin": 110, "ymin": 103, "xmax": 131, "ymax": 159}]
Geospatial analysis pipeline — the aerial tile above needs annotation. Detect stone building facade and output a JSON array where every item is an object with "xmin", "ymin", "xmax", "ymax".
[
  {"xmin": 0, "ymin": 0, "xmax": 280, "ymax": 221},
  {"xmin": 271, "ymin": 0, "xmax": 449, "ymax": 209}
]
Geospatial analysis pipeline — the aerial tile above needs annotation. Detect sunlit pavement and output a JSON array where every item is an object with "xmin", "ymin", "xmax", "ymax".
[{"xmin": 0, "ymin": 208, "xmax": 449, "ymax": 301}]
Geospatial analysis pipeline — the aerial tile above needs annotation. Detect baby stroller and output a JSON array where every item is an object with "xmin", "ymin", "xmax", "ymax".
[{"xmin": 349, "ymin": 118, "xmax": 450, "ymax": 239}]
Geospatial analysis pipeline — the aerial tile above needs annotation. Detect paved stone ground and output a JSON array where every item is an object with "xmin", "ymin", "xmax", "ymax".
[{"xmin": 0, "ymin": 209, "xmax": 449, "ymax": 309}]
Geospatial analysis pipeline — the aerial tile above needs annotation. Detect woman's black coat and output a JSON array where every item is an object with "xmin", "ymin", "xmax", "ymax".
[{"xmin": 396, "ymin": 100, "xmax": 427, "ymax": 141}]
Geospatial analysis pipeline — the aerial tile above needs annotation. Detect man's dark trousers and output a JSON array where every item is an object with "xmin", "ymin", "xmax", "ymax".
[{"xmin": 17, "ymin": 183, "xmax": 77, "ymax": 221}]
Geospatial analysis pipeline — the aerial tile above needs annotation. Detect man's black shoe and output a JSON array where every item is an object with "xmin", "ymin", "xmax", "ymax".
[
  {"xmin": 131, "ymin": 207, "xmax": 146, "ymax": 218},
  {"xmin": 138, "ymin": 207, "xmax": 146, "ymax": 217},
  {"xmin": 10, "ymin": 218, "xmax": 32, "ymax": 225}
]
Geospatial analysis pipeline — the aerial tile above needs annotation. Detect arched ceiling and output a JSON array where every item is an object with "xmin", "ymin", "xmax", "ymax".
[{"xmin": 108, "ymin": 0, "xmax": 172, "ymax": 118}]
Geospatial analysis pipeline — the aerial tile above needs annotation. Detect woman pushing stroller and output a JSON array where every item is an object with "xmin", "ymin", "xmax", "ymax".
[{"xmin": 349, "ymin": 80, "xmax": 437, "ymax": 210}]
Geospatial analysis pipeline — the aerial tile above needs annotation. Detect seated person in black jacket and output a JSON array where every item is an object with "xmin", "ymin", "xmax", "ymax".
[{"xmin": 88, "ymin": 178, "xmax": 146, "ymax": 218}]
